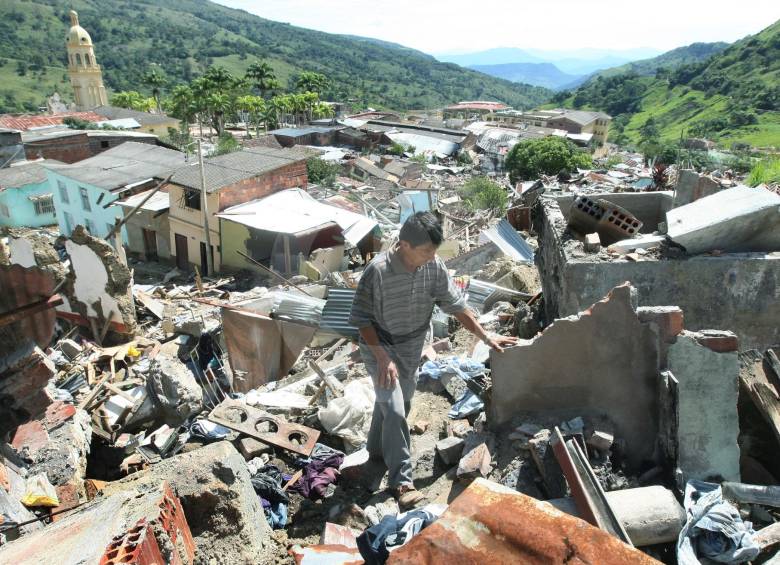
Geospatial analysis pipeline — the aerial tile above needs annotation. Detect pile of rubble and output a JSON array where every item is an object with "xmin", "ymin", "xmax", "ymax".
[{"xmin": 1, "ymin": 161, "xmax": 780, "ymax": 565}]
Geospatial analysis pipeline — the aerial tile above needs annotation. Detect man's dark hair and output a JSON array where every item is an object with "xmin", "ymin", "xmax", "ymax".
[{"xmin": 399, "ymin": 211, "xmax": 443, "ymax": 247}]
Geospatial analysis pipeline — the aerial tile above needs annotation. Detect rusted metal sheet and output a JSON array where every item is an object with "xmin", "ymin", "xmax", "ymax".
[
  {"xmin": 289, "ymin": 544, "xmax": 364, "ymax": 565},
  {"xmin": 388, "ymin": 478, "xmax": 660, "ymax": 565},
  {"xmin": 208, "ymin": 398, "xmax": 320, "ymax": 456},
  {"xmin": 552, "ymin": 427, "xmax": 632, "ymax": 544}
]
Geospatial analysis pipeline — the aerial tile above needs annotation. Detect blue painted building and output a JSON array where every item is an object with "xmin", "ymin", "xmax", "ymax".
[
  {"xmin": 0, "ymin": 160, "xmax": 62, "ymax": 228},
  {"xmin": 47, "ymin": 141, "xmax": 185, "ymax": 242}
]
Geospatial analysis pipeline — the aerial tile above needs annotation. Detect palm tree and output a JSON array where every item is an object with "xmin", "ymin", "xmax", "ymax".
[
  {"xmin": 296, "ymin": 71, "xmax": 328, "ymax": 95},
  {"xmin": 167, "ymin": 85, "xmax": 195, "ymax": 124},
  {"xmin": 206, "ymin": 92, "xmax": 232, "ymax": 136},
  {"xmin": 245, "ymin": 61, "xmax": 279, "ymax": 98},
  {"xmin": 236, "ymin": 95, "xmax": 265, "ymax": 137},
  {"xmin": 143, "ymin": 66, "xmax": 167, "ymax": 113}
]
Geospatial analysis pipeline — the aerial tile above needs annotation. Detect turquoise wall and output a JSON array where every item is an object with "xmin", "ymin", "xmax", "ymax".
[
  {"xmin": 47, "ymin": 169, "xmax": 128, "ymax": 243},
  {"xmin": 0, "ymin": 180, "xmax": 57, "ymax": 228}
]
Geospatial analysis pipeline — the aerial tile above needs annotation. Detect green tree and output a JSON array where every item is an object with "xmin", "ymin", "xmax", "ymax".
[
  {"xmin": 143, "ymin": 65, "xmax": 167, "ymax": 112},
  {"xmin": 505, "ymin": 137, "xmax": 592, "ymax": 183},
  {"xmin": 459, "ymin": 176, "xmax": 508, "ymax": 214},
  {"xmin": 236, "ymin": 94, "xmax": 266, "ymax": 137},
  {"xmin": 166, "ymin": 85, "xmax": 196, "ymax": 124},
  {"xmin": 639, "ymin": 116, "xmax": 660, "ymax": 144},
  {"xmin": 245, "ymin": 61, "xmax": 279, "ymax": 98},
  {"xmin": 306, "ymin": 157, "xmax": 341, "ymax": 187},
  {"xmin": 210, "ymin": 132, "xmax": 240, "ymax": 156},
  {"xmin": 296, "ymin": 71, "xmax": 329, "ymax": 94},
  {"xmin": 110, "ymin": 91, "xmax": 155, "ymax": 112}
]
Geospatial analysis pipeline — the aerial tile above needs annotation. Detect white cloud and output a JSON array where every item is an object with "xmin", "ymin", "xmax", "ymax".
[{"xmin": 215, "ymin": 0, "xmax": 779, "ymax": 53}]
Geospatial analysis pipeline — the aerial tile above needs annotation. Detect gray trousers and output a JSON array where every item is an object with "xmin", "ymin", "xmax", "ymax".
[{"xmin": 366, "ymin": 375, "xmax": 416, "ymax": 488}]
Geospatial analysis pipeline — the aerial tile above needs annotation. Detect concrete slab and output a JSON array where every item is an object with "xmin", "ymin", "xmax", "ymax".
[
  {"xmin": 548, "ymin": 485, "xmax": 685, "ymax": 546},
  {"xmin": 668, "ymin": 331, "xmax": 741, "ymax": 482},
  {"xmin": 101, "ymin": 441, "xmax": 272, "ymax": 563},
  {"xmin": 666, "ymin": 186, "xmax": 780, "ymax": 254}
]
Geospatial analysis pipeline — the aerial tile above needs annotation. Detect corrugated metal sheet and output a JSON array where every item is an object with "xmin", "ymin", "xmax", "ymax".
[
  {"xmin": 479, "ymin": 219, "xmax": 534, "ymax": 263},
  {"xmin": 273, "ymin": 293, "xmax": 325, "ymax": 327},
  {"xmin": 466, "ymin": 279, "xmax": 531, "ymax": 313},
  {"xmin": 320, "ymin": 288, "xmax": 358, "ymax": 339}
]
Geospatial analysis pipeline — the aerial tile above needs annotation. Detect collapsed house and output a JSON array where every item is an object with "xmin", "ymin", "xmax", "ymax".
[{"xmin": 1, "ymin": 120, "xmax": 780, "ymax": 565}]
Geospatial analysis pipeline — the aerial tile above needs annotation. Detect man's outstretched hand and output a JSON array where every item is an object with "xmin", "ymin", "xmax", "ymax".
[
  {"xmin": 485, "ymin": 335, "xmax": 519, "ymax": 353},
  {"xmin": 377, "ymin": 353, "xmax": 399, "ymax": 389}
]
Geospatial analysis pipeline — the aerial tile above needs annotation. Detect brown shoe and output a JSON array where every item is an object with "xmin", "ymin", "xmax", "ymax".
[{"xmin": 393, "ymin": 484, "xmax": 428, "ymax": 510}]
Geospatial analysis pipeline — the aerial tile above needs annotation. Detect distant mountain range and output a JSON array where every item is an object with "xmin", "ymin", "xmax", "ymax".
[
  {"xmin": 437, "ymin": 47, "xmax": 663, "ymax": 76},
  {"xmin": 468, "ymin": 62, "xmax": 581, "ymax": 91},
  {"xmin": 447, "ymin": 43, "xmax": 730, "ymax": 92}
]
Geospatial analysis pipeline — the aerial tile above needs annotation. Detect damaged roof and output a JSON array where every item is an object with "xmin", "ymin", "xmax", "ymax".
[
  {"xmin": 217, "ymin": 187, "xmax": 378, "ymax": 245},
  {"xmin": 0, "ymin": 160, "xmax": 64, "ymax": 190},
  {"xmin": 92, "ymin": 105, "xmax": 179, "ymax": 127},
  {"xmin": 168, "ymin": 146, "xmax": 312, "ymax": 193},
  {"xmin": 46, "ymin": 142, "xmax": 185, "ymax": 190}
]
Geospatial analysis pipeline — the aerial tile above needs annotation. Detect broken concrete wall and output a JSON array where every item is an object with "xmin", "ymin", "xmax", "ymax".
[
  {"xmin": 489, "ymin": 284, "xmax": 661, "ymax": 469},
  {"xmin": 534, "ymin": 197, "xmax": 780, "ymax": 351},
  {"xmin": 1, "ymin": 226, "xmax": 136, "ymax": 342},
  {"xmin": 668, "ymin": 331, "xmax": 741, "ymax": 483},
  {"xmin": 673, "ymin": 169, "xmax": 723, "ymax": 207},
  {"xmin": 100, "ymin": 440, "xmax": 272, "ymax": 563}
]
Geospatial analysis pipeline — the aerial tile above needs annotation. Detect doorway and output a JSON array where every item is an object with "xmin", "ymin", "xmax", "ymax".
[
  {"xmin": 142, "ymin": 229, "xmax": 158, "ymax": 261},
  {"xmin": 175, "ymin": 233, "xmax": 188, "ymax": 270}
]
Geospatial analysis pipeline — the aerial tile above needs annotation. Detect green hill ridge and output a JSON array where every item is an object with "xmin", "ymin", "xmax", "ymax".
[
  {"xmin": 552, "ymin": 20, "xmax": 780, "ymax": 148},
  {"xmin": 0, "ymin": 0, "xmax": 551, "ymax": 114}
]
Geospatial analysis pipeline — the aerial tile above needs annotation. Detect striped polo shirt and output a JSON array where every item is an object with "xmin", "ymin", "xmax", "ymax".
[{"xmin": 349, "ymin": 245, "xmax": 467, "ymax": 339}]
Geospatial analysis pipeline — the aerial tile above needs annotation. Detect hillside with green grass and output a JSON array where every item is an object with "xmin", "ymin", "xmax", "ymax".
[
  {"xmin": 592, "ymin": 42, "xmax": 729, "ymax": 80},
  {"xmin": 0, "ymin": 0, "xmax": 552, "ymax": 114},
  {"xmin": 552, "ymin": 20, "xmax": 780, "ymax": 148}
]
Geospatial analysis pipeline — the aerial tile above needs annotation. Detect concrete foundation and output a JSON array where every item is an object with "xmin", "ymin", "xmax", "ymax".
[
  {"xmin": 101, "ymin": 440, "xmax": 272, "ymax": 563},
  {"xmin": 534, "ymin": 195, "xmax": 780, "ymax": 351},
  {"xmin": 548, "ymin": 485, "xmax": 685, "ymax": 546}
]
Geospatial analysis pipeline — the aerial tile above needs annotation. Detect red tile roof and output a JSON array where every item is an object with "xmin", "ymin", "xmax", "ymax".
[
  {"xmin": 444, "ymin": 101, "xmax": 510, "ymax": 111},
  {"xmin": 0, "ymin": 112, "xmax": 104, "ymax": 131}
]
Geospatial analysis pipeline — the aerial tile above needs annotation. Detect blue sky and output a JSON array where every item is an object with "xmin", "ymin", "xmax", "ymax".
[{"xmin": 215, "ymin": 0, "xmax": 779, "ymax": 54}]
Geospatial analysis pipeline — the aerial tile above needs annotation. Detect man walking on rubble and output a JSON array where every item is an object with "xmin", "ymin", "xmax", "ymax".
[{"xmin": 349, "ymin": 211, "xmax": 516, "ymax": 509}]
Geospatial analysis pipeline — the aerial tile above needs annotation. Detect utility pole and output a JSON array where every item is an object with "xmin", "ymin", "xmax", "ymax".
[{"xmin": 197, "ymin": 139, "xmax": 214, "ymax": 276}]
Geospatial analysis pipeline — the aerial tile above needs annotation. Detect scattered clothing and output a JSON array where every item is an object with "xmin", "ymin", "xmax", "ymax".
[
  {"xmin": 265, "ymin": 500, "xmax": 287, "ymax": 529},
  {"xmin": 448, "ymin": 390, "xmax": 483, "ymax": 419},
  {"xmin": 250, "ymin": 464, "xmax": 289, "ymax": 505},
  {"xmin": 419, "ymin": 357, "xmax": 485, "ymax": 382},
  {"xmin": 357, "ymin": 505, "xmax": 446, "ymax": 564},
  {"xmin": 290, "ymin": 448, "xmax": 345, "ymax": 500},
  {"xmin": 677, "ymin": 480, "xmax": 760, "ymax": 565},
  {"xmin": 189, "ymin": 419, "xmax": 231, "ymax": 442},
  {"xmin": 419, "ymin": 358, "xmax": 487, "ymax": 419}
]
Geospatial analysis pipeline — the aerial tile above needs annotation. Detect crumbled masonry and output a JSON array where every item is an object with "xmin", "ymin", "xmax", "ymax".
[{"xmin": 2, "ymin": 98, "xmax": 779, "ymax": 565}]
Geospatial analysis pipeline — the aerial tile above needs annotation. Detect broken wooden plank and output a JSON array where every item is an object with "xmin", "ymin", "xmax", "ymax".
[
  {"xmin": 282, "ymin": 469, "xmax": 303, "ymax": 492},
  {"xmin": 133, "ymin": 290, "xmax": 165, "ymax": 319},
  {"xmin": 79, "ymin": 370, "xmax": 112, "ymax": 411},
  {"xmin": 754, "ymin": 521, "xmax": 780, "ymax": 550},
  {"xmin": 308, "ymin": 360, "xmax": 344, "ymax": 397}
]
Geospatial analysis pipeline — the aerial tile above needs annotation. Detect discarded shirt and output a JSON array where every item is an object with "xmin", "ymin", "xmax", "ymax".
[
  {"xmin": 677, "ymin": 480, "xmax": 760, "ymax": 565},
  {"xmin": 448, "ymin": 390, "xmax": 484, "ymax": 419},
  {"xmin": 357, "ymin": 505, "xmax": 445, "ymax": 564},
  {"xmin": 418, "ymin": 357, "xmax": 485, "ymax": 381},
  {"xmin": 290, "ymin": 448, "xmax": 345, "ymax": 500},
  {"xmin": 250, "ymin": 464, "xmax": 289, "ymax": 505}
]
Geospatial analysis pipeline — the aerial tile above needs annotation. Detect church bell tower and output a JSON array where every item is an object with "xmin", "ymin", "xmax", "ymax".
[{"xmin": 66, "ymin": 10, "xmax": 108, "ymax": 110}]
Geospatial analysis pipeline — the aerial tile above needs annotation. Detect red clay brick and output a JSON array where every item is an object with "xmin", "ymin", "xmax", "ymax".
[{"xmin": 11, "ymin": 419, "xmax": 49, "ymax": 455}]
